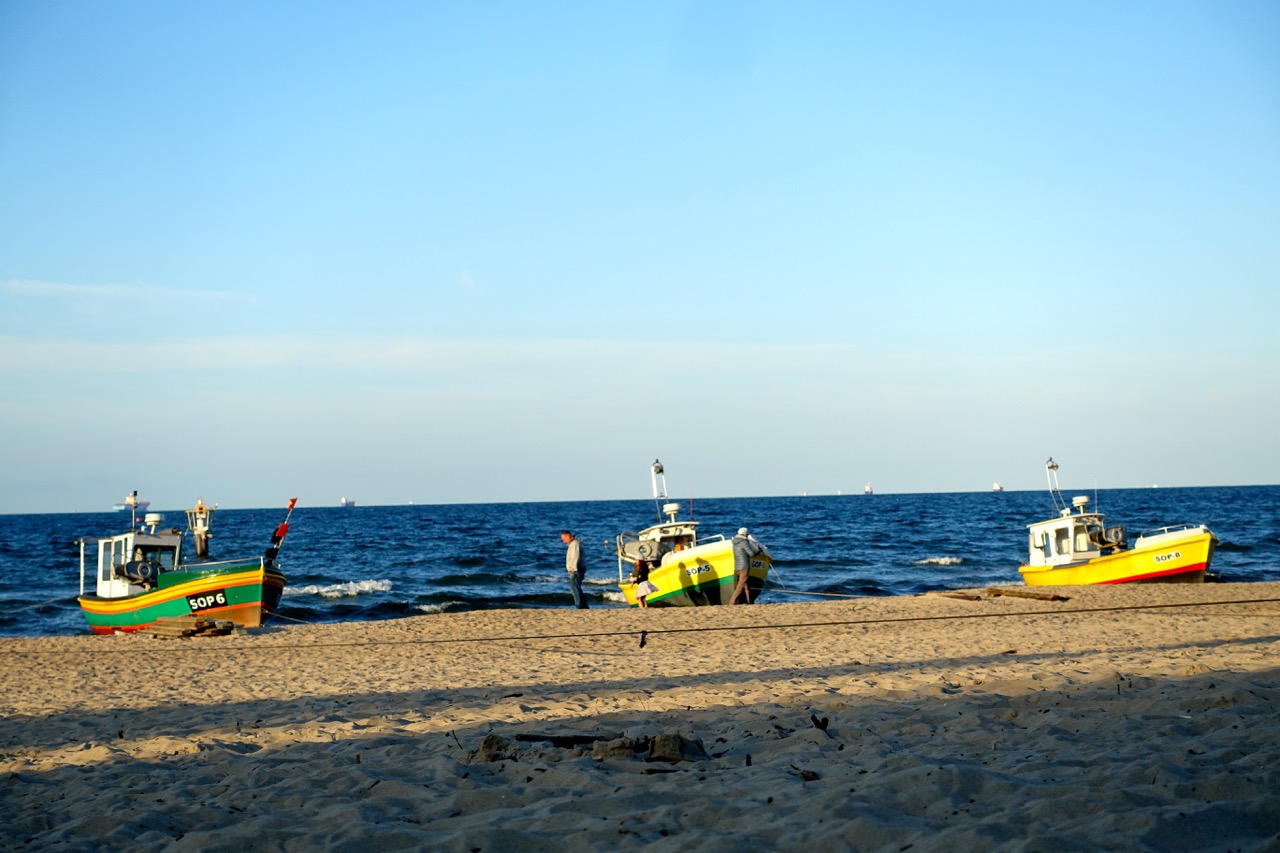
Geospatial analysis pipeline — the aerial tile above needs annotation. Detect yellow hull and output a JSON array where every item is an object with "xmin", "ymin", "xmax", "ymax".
[
  {"xmin": 620, "ymin": 540, "xmax": 771, "ymax": 607},
  {"xmin": 1019, "ymin": 530, "xmax": 1215, "ymax": 586}
]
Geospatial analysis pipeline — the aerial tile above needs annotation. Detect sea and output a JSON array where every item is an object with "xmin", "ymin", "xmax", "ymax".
[{"xmin": 2, "ymin": 485, "xmax": 1277, "ymax": 638}]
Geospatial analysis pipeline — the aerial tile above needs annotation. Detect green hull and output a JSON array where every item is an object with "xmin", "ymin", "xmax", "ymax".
[{"xmin": 78, "ymin": 564, "xmax": 285, "ymax": 634}]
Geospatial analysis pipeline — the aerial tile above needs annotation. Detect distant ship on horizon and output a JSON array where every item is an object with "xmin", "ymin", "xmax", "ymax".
[
  {"xmin": 112, "ymin": 492, "xmax": 150, "ymax": 512},
  {"xmin": 340, "ymin": 497, "xmax": 356, "ymax": 508}
]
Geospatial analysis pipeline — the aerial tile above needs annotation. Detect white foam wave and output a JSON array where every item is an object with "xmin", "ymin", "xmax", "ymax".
[
  {"xmin": 914, "ymin": 557, "xmax": 964, "ymax": 566},
  {"xmin": 600, "ymin": 589, "xmax": 629, "ymax": 603},
  {"xmin": 414, "ymin": 602, "xmax": 454, "ymax": 615},
  {"xmin": 285, "ymin": 579, "xmax": 394, "ymax": 599}
]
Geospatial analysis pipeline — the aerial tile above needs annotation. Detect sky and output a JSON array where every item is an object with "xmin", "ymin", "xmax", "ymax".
[{"xmin": 1, "ymin": 1, "xmax": 1278, "ymax": 514}]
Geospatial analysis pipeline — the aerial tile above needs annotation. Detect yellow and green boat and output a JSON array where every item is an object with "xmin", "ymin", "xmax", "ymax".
[
  {"xmin": 77, "ymin": 495, "xmax": 296, "ymax": 634},
  {"xmin": 615, "ymin": 460, "xmax": 771, "ymax": 607}
]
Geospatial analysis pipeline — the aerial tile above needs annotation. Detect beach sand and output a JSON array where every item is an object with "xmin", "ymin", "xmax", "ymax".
[{"xmin": 3, "ymin": 582, "xmax": 1280, "ymax": 851}]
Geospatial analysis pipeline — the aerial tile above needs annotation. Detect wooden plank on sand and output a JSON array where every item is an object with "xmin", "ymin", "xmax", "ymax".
[{"xmin": 985, "ymin": 587, "xmax": 1069, "ymax": 602}]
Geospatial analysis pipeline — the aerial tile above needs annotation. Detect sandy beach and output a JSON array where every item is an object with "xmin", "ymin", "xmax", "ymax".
[{"xmin": 3, "ymin": 582, "xmax": 1280, "ymax": 851}]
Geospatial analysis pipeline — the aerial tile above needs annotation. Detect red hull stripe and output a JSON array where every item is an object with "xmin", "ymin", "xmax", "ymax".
[{"xmin": 1097, "ymin": 561, "xmax": 1208, "ymax": 585}]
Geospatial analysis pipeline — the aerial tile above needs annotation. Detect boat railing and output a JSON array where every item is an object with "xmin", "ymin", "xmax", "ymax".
[
  {"xmin": 183, "ymin": 556, "xmax": 268, "ymax": 571},
  {"xmin": 615, "ymin": 532, "xmax": 643, "ymax": 581},
  {"xmin": 1134, "ymin": 523, "xmax": 1207, "ymax": 541}
]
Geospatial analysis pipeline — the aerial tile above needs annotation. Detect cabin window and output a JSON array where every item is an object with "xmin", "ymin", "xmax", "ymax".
[
  {"xmin": 99, "ymin": 540, "xmax": 125, "ymax": 582},
  {"xmin": 139, "ymin": 546, "xmax": 177, "ymax": 570},
  {"xmin": 1053, "ymin": 528, "xmax": 1070, "ymax": 556}
]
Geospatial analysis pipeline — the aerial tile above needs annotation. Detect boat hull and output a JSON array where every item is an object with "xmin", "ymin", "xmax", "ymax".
[
  {"xmin": 78, "ymin": 563, "xmax": 285, "ymax": 634},
  {"xmin": 620, "ymin": 540, "xmax": 770, "ymax": 607},
  {"xmin": 1019, "ymin": 530, "xmax": 1215, "ymax": 586}
]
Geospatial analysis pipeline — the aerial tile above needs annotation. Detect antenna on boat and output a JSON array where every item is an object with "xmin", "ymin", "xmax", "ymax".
[
  {"xmin": 651, "ymin": 459, "xmax": 668, "ymax": 522},
  {"xmin": 125, "ymin": 490, "xmax": 141, "ymax": 532},
  {"xmin": 1045, "ymin": 457, "xmax": 1067, "ymax": 515}
]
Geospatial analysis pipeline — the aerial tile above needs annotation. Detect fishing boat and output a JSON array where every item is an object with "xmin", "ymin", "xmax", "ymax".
[
  {"xmin": 992, "ymin": 482, "xmax": 1004, "ymax": 493},
  {"xmin": 864, "ymin": 483, "xmax": 873, "ymax": 496},
  {"xmin": 1019, "ymin": 459, "xmax": 1216, "ymax": 586},
  {"xmin": 614, "ymin": 460, "xmax": 771, "ymax": 607},
  {"xmin": 340, "ymin": 497, "xmax": 356, "ymax": 508},
  {"xmin": 77, "ymin": 498, "xmax": 297, "ymax": 634}
]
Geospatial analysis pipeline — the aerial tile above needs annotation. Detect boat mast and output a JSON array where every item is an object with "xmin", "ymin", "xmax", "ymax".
[
  {"xmin": 1045, "ymin": 457, "xmax": 1068, "ymax": 515},
  {"xmin": 263, "ymin": 497, "xmax": 298, "ymax": 570},
  {"xmin": 125, "ymin": 490, "xmax": 141, "ymax": 532},
  {"xmin": 186, "ymin": 498, "xmax": 216, "ymax": 557},
  {"xmin": 651, "ymin": 459, "xmax": 668, "ymax": 523}
]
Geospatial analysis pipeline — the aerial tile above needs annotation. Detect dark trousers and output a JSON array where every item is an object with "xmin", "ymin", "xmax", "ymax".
[{"xmin": 569, "ymin": 570, "xmax": 589, "ymax": 609}]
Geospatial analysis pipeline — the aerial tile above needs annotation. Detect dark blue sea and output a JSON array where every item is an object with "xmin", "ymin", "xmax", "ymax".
[{"xmin": 2, "ymin": 486, "xmax": 1277, "ymax": 637}]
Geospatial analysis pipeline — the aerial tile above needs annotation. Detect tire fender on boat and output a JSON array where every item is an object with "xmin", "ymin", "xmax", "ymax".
[{"xmin": 121, "ymin": 559, "xmax": 159, "ymax": 584}]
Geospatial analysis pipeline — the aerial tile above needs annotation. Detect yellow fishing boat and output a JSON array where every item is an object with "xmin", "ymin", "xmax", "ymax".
[
  {"xmin": 615, "ymin": 460, "xmax": 771, "ymax": 607},
  {"xmin": 1019, "ymin": 459, "xmax": 1217, "ymax": 586}
]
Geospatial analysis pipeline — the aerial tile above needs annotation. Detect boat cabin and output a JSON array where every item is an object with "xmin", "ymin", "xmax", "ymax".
[
  {"xmin": 615, "ymin": 500, "xmax": 727, "ymax": 580},
  {"xmin": 80, "ymin": 514, "xmax": 185, "ymax": 600},
  {"xmin": 1026, "ymin": 496, "xmax": 1127, "ymax": 568},
  {"xmin": 621, "ymin": 520, "xmax": 699, "ymax": 562}
]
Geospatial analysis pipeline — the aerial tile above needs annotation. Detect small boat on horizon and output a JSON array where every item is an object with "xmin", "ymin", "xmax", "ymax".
[
  {"xmin": 992, "ymin": 482, "xmax": 1004, "ymax": 493},
  {"xmin": 340, "ymin": 497, "xmax": 356, "ymax": 508},
  {"xmin": 1018, "ymin": 459, "xmax": 1216, "ymax": 586},
  {"xmin": 864, "ymin": 483, "xmax": 873, "ymax": 496},
  {"xmin": 76, "ymin": 497, "xmax": 297, "ymax": 634},
  {"xmin": 614, "ymin": 460, "xmax": 771, "ymax": 607}
]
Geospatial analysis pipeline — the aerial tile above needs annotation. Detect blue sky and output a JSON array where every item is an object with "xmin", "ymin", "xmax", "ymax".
[{"xmin": 2, "ymin": 1, "xmax": 1277, "ymax": 513}]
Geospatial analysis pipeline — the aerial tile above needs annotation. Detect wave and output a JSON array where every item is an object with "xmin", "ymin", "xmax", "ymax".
[
  {"xmin": 434, "ymin": 571, "xmax": 526, "ymax": 586},
  {"xmin": 413, "ymin": 601, "xmax": 459, "ymax": 615},
  {"xmin": 284, "ymin": 579, "xmax": 394, "ymax": 599},
  {"xmin": 1216, "ymin": 541, "xmax": 1253, "ymax": 553},
  {"xmin": 914, "ymin": 556, "xmax": 964, "ymax": 566}
]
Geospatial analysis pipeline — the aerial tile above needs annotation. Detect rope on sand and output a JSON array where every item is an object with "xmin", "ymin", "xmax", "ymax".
[
  {"xmin": 269, "ymin": 611, "xmax": 315, "ymax": 624},
  {"xmin": 6, "ymin": 594, "xmax": 1280, "ymax": 656},
  {"xmin": 1, "ymin": 597, "xmax": 69, "ymax": 613},
  {"xmin": 767, "ymin": 588, "xmax": 863, "ymax": 599}
]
